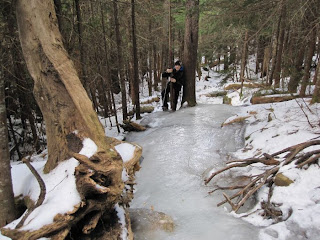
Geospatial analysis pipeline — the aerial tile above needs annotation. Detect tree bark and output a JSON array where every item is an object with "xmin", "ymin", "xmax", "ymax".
[
  {"xmin": 0, "ymin": 3, "xmax": 16, "ymax": 224},
  {"xmin": 182, "ymin": 0, "xmax": 199, "ymax": 107},
  {"xmin": 14, "ymin": 0, "xmax": 126, "ymax": 237},
  {"xmin": 168, "ymin": 0, "xmax": 174, "ymax": 67},
  {"xmin": 300, "ymin": 28, "xmax": 316, "ymax": 97},
  {"xmin": 288, "ymin": 45, "xmax": 305, "ymax": 93},
  {"xmin": 311, "ymin": 62, "xmax": 320, "ymax": 103},
  {"xmin": 75, "ymin": 0, "xmax": 89, "ymax": 94},
  {"xmin": 112, "ymin": 0, "xmax": 128, "ymax": 120},
  {"xmin": 131, "ymin": 0, "xmax": 141, "ymax": 119},
  {"xmin": 273, "ymin": 1, "xmax": 286, "ymax": 88},
  {"xmin": 240, "ymin": 30, "xmax": 249, "ymax": 97}
]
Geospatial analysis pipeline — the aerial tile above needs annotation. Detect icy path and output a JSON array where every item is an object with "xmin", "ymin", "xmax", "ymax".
[{"xmin": 126, "ymin": 104, "xmax": 260, "ymax": 240}]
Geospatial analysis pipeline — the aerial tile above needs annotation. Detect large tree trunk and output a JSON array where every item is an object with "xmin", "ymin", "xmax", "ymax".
[
  {"xmin": 182, "ymin": 0, "xmax": 199, "ymax": 107},
  {"xmin": 4, "ymin": 0, "xmax": 132, "ymax": 238}
]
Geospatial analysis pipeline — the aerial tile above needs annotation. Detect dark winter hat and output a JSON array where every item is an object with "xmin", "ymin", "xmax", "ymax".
[{"xmin": 174, "ymin": 60, "xmax": 181, "ymax": 66}]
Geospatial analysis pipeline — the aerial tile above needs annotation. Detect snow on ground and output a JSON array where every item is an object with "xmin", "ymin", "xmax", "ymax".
[
  {"xmin": 1, "ymin": 63, "xmax": 320, "ymax": 240},
  {"xmin": 198, "ymin": 67, "xmax": 320, "ymax": 240},
  {"xmin": 3, "ymin": 139, "xmax": 98, "ymax": 232},
  {"xmin": 0, "ymin": 136, "xmax": 138, "ymax": 239}
]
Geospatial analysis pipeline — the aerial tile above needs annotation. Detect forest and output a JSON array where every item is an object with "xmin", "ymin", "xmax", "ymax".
[{"xmin": 0, "ymin": 0, "xmax": 320, "ymax": 239}]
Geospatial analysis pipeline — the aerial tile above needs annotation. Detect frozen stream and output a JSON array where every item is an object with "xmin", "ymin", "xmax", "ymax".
[{"xmin": 126, "ymin": 104, "xmax": 260, "ymax": 240}]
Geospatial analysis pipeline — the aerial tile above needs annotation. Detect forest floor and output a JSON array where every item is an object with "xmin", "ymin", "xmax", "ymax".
[{"xmin": 2, "ymin": 65, "xmax": 320, "ymax": 240}]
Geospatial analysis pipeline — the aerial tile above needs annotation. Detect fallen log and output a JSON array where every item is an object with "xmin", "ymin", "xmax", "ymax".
[{"xmin": 251, "ymin": 95, "xmax": 296, "ymax": 104}]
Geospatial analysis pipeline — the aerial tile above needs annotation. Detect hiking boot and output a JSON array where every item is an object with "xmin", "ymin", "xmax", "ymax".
[{"xmin": 162, "ymin": 106, "xmax": 168, "ymax": 111}]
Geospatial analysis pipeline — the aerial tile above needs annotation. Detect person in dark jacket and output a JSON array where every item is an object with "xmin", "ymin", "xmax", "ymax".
[{"xmin": 161, "ymin": 61, "xmax": 184, "ymax": 111}]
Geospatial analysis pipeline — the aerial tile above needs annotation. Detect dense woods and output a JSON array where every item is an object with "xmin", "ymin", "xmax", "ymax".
[
  {"xmin": 1, "ymin": 0, "xmax": 318, "ymax": 160},
  {"xmin": 0, "ymin": 0, "xmax": 320, "ymax": 238}
]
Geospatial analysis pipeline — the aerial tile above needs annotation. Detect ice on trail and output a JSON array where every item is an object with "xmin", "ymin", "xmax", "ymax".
[{"xmin": 126, "ymin": 104, "xmax": 259, "ymax": 240}]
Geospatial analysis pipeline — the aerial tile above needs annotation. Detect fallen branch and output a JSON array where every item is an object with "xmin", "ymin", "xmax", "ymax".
[
  {"xmin": 16, "ymin": 157, "xmax": 46, "ymax": 229},
  {"xmin": 206, "ymin": 139, "xmax": 320, "ymax": 216}
]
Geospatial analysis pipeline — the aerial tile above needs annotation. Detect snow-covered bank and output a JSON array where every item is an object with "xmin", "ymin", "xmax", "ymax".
[{"xmin": 198, "ymin": 68, "xmax": 320, "ymax": 240}]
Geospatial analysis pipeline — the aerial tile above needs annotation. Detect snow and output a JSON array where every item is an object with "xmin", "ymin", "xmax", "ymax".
[
  {"xmin": 1, "ymin": 138, "xmax": 98, "ymax": 236},
  {"xmin": 115, "ymin": 143, "xmax": 136, "ymax": 162},
  {"xmin": 115, "ymin": 204, "xmax": 128, "ymax": 240},
  {"xmin": 127, "ymin": 65, "xmax": 320, "ymax": 240},
  {"xmin": 2, "ymin": 60, "xmax": 320, "ymax": 240}
]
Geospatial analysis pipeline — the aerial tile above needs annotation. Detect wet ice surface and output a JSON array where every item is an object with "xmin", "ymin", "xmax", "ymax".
[{"xmin": 126, "ymin": 104, "xmax": 259, "ymax": 240}]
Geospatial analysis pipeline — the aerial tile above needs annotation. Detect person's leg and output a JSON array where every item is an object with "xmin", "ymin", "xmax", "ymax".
[
  {"xmin": 162, "ymin": 82, "xmax": 170, "ymax": 110},
  {"xmin": 172, "ymin": 86, "xmax": 180, "ymax": 111}
]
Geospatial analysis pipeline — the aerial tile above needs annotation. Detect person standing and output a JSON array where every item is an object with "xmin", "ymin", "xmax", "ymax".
[{"xmin": 161, "ymin": 61, "xmax": 184, "ymax": 111}]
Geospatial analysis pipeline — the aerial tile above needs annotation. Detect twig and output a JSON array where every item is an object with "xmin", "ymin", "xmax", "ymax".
[
  {"xmin": 295, "ymin": 98, "xmax": 315, "ymax": 128},
  {"xmin": 296, "ymin": 153, "xmax": 320, "ymax": 169},
  {"xmin": 16, "ymin": 157, "xmax": 46, "ymax": 229},
  {"xmin": 208, "ymin": 184, "xmax": 247, "ymax": 194}
]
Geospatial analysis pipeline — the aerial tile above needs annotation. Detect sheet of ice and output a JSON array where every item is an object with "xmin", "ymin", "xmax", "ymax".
[
  {"xmin": 126, "ymin": 104, "xmax": 259, "ymax": 240},
  {"xmin": 115, "ymin": 143, "xmax": 136, "ymax": 162}
]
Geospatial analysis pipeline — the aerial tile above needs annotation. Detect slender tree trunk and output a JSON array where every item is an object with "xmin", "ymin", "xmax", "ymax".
[
  {"xmin": 53, "ymin": 0, "xmax": 62, "ymax": 32},
  {"xmin": 288, "ymin": 45, "xmax": 305, "ymax": 93},
  {"xmin": 268, "ymin": 5, "xmax": 282, "ymax": 86},
  {"xmin": 182, "ymin": 0, "xmax": 199, "ymax": 107},
  {"xmin": 274, "ymin": 1, "xmax": 286, "ymax": 88},
  {"xmin": 240, "ymin": 30, "xmax": 249, "ymax": 97},
  {"xmin": 110, "ymin": 1, "xmax": 128, "ymax": 120},
  {"xmin": 178, "ymin": 29, "xmax": 184, "ymax": 60},
  {"xmin": 0, "ymin": 65, "xmax": 16, "ymax": 228},
  {"xmin": 300, "ymin": 28, "xmax": 316, "ymax": 97},
  {"xmin": 153, "ymin": 42, "xmax": 159, "ymax": 91},
  {"xmin": 75, "ymin": 0, "xmax": 89, "ymax": 93},
  {"xmin": 262, "ymin": 44, "xmax": 271, "ymax": 78},
  {"xmin": 224, "ymin": 47, "xmax": 229, "ymax": 71},
  {"xmin": 148, "ymin": 16, "xmax": 153, "ymax": 96},
  {"xmin": 168, "ymin": 0, "xmax": 173, "ymax": 66},
  {"xmin": 311, "ymin": 62, "xmax": 320, "ymax": 103},
  {"xmin": 0, "ymin": 3, "xmax": 16, "ymax": 223},
  {"xmin": 131, "ymin": 0, "xmax": 141, "ymax": 119}
]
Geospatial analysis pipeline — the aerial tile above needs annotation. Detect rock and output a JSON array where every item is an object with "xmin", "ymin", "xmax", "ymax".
[
  {"xmin": 129, "ymin": 208, "xmax": 175, "ymax": 234},
  {"xmin": 274, "ymin": 173, "xmax": 294, "ymax": 186}
]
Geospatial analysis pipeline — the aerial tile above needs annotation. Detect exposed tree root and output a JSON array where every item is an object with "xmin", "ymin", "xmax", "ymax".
[
  {"xmin": 15, "ymin": 157, "xmax": 46, "ymax": 229},
  {"xmin": 2, "ymin": 141, "xmax": 142, "ymax": 240},
  {"xmin": 205, "ymin": 140, "xmax": 320, "ymax": 219}
]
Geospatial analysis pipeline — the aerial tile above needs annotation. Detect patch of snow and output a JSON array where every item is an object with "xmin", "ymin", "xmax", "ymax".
[
  {"xmin": 115, "ymin": 143, "xmax": 135, "ymax": 163},
  {"xmin": 115, "ymin": 204, "xmax": 128, "ymax": 240}
]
